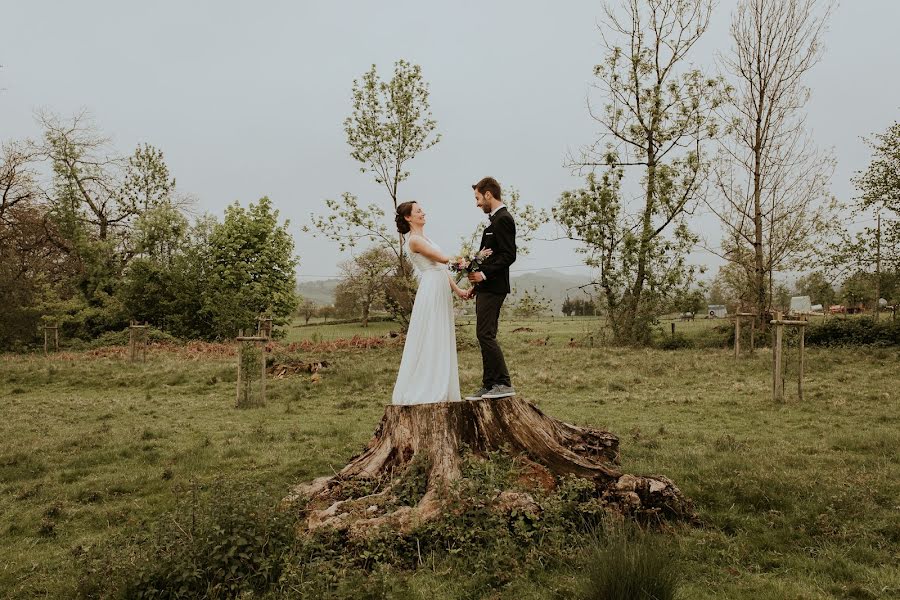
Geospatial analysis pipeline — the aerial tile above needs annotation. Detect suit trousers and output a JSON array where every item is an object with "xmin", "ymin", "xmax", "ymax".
[{"xmin": 475, "ymin": 291, "xmax": 511, "ymax": 388}]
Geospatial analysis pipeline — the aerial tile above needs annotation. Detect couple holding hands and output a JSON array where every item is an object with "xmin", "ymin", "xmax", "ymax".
[{"xmin": 391, "ymin": 176, "xmax": 517, "ymax": 406}]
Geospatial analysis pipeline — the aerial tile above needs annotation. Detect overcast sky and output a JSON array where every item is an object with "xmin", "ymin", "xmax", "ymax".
[{"xmin": 2, "ymin": 1, "xmax": 898, "ymax": 282}]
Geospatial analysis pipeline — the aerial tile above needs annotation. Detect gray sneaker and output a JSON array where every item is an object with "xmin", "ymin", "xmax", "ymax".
[
  {"xmin": 482, "ymin": 384, "xmax": 516, "ymax": 399},
  {"xmin": 465, "ymin": 387, "xmax": 490, "ymax": 400}
]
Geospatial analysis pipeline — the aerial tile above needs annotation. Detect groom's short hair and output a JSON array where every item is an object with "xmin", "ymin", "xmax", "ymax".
[{"xmin": 472, "ymin": 177, "xmax": 501, "ymax": 201}]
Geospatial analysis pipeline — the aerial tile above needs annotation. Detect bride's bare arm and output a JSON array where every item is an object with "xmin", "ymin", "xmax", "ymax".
[
  {"xmin": 447, "ymin": 274, "xmax": 467, "ymax": 297},
  {"xmin": 408, "ymin": 236, "xmax": 450, "ymax": 264},
  {"xmin": 408, "ymin": 237, "xmax": 468, "ymax": 297}
]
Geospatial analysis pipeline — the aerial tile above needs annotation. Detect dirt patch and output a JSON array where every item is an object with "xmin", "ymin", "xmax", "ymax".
[
  {"xmin": 268, "ymin": 359, "xmax": 329, "ymax": 379},
  {"xmin": 283, "ymin": 335, "xmax": 403, "ymax": 353}
]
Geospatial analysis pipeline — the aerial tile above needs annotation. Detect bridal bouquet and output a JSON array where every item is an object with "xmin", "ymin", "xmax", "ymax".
[{"xmin": 449, "ymin": 248, "xmax": 492, "ymax": 282}]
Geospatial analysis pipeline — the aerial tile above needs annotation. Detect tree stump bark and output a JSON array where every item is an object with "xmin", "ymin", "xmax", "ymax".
[{"xmin": 285, "ymin": 397, "xmax": 693, "ymax": 535}]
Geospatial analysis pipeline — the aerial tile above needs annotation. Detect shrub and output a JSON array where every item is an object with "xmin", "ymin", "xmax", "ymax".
[
  {"xmin": 655, "ymin": 333, "xmax": 694, "ymax": 350},
  {"xmin": 81, "ymin": 326, "xmax": 182, "ymax": 349},
  {"xmin": 77, "ymin": 480, "xmax": 295, "ymax": 599},
  {"xmin": 806, "ymin": 317, "xmax": 900, "ymax": 347}
]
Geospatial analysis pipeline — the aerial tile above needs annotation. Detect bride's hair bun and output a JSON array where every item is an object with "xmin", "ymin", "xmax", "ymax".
[{"xmin": 395, "ymin": 201, "xmax": 416, "ymax": 235}]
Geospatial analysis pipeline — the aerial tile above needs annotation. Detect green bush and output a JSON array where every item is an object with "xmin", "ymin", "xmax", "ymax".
[
  {"xmin": 77, "ymin": 480, "xmax": 295, "ymax": 599},
  {"xmin": 655, "ymin": 333, "xmax": 694, "ymax": 350},
  {"xmin": 806, "ymin": 317, "xmax": 900, "ymax": 347},
  {"xmin": 81, "ymin": 326, "xmax": 183, "ymax": 349}
]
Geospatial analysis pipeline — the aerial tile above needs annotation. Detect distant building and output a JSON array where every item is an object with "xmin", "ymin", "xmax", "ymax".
[
  {"xmin": 707, "ymin": 304, "xmax": 727, "ymax": 318},
  {"xmin": 789, "ymin": 295, "xmax": 812, "ymax": 315}
]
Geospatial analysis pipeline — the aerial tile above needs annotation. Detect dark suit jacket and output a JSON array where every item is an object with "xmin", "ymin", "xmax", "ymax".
[{"xmin": 476, "ymin": 207, "xmax": 516, "ymax": 295}]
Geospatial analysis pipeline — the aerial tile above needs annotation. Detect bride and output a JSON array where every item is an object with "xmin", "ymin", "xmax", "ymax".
[{"xmin": 391, "ymin": 201, "xmax": 470, "ymax": 405}]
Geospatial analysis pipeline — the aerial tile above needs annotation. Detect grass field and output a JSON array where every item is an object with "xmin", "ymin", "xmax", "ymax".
[{"xmin": 1, "ymin": 318, "xmax": 898, "ymax": 598}]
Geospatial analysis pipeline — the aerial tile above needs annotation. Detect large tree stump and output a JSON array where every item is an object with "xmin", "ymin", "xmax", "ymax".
[{"xmin": 285, "ymin": 397, "xmax": 693, "ymax": 534}]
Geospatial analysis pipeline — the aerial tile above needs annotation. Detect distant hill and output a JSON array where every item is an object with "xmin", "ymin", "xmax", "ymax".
[
  {"xmin": 296, "ymin": 279, "xmax": 340, "ymax": 306},
  {"xmin": 508, "ymin": 270, "xmax": 597, "ymax": 314},
  {"xmin": 297, "ymin": 269, "xmax": 597, "ymax": 314}
]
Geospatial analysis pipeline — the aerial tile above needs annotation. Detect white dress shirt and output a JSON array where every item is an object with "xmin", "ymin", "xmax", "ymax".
[{"xmin": 481, "ymin": 204, "xmax": 506, "ymax": 280}]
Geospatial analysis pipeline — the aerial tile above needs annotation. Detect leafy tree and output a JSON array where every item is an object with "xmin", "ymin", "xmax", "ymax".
[
  {"xmin": 0, "ymin": 184, "xmax": 78, "ymax": 349},
  {"xmin": 829, "ymin": 121, "xmax": 900, "ymax": 310},
  {"xmin": 562, "ymin": 296, "xmax": 599, "ymax": 317},
  {"xmin": 772, "ymin": 281, "xmax": 792, "ymax": 312},
  {"xmin": 131, "ymin": 202, "xmax": 189, "ymax": 263},
  {"xmin": 297, "ymin": 296, "xmax": 318, "ymax": 325},
  {"xmin": 201, "ymin": 197, "xmax": 298, "ymax": 339},
  {"xmin": 121, "ymin": 143, "xmax": 176, "ymax": 214},
  {"xmin": 306, "ymin": 60, "xmax": 439, "ymax": 326},
  {"xmin": 317, "ymin": 305, "xmax": 336, "ymax": 323},
  {"xmin": 337, "ymin": 246, "xmax": 395, "ymax": 326},
  {"xmin": 795, "ymin": 271, "xmax": 836, "ymax": 306},
  {"xmin": 708, "ymin": 262, "xmax": 755, "ymax": 310},
  {"xmin": 558, "ymin": 0, "xmax": 723, "ymax": 344},
  {"xmin": 459, "ymin": 187, "xmax": 548, "ymax": 257},
  {"xmin": 345, "ymin": 60, "xmax": 440, "ymax": 215},
  {"xmin": 333, "ymin": 280, "xmax": 360, "ymax": 318},
  {"xmin": 119, "ymin": 211, "xmax": 207, "ymax": 336},
  {"xmin": 672, "ymin": 287, "xmax": 706, "ymax": 316},
  {"xmin": 840, "ymin": 271, "xmax": 874, "ymax": 308},
  {"xmin": 855, "ymin": 121, "xmax": 900, "ymax": 216},
  {"xmin": 307, "ymin": 60, "xmax": 439, "ymax": 263},
  {"xmin": 512, "ymin": 288, "xmax": 552, "ymax": 318}
]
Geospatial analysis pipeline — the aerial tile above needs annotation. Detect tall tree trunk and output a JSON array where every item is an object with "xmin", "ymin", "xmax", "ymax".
[
  {"xmin": 753, "ymin": 107, "xmax": 767, "ymax": 330},
  {"xmin": 627, "ymin": 145, "xmax": 657, "ymax": 343}
]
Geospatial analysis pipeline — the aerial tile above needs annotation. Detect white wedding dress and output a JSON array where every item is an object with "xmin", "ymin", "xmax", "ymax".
[{"xmin": 391, "ymin": 234, "xmax": 462, "ymax": 405}]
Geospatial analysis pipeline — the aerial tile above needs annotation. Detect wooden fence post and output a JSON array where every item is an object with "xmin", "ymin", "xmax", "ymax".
[
  {"xmin": 734, "ymin": 316, "xmax": 741, "ymax": 357},
  {"xmin": 771, "ymin": 314, "xmax": 810, "ymax": 403},
  {"xmin": 773, "ymin": 322, "xmax": 784, "ymax": 402},
  {"xmin": 772, "ymin": 312, "xmax": 783, "ymax": 402},
  {"xmin": 129, "ymin": 321, "xmax": 149, "ymax": 362},
  {"xmin": 236, "ymin": 331, "xmax": 268, "ymax": 408},
  {"xmin": 798, "ymin": 321, "xmax": 806, "ymax": 401},
  {"xmin": 43, "ymin": 323, "xmax": 59, "ymax": 355},
  {"xmin": 750, "ymin": 318, "xmax": 755, "ymax": 353},
  {"xmin": 257, "ymin": 315, "xmax": 273, "ymax": 340}
]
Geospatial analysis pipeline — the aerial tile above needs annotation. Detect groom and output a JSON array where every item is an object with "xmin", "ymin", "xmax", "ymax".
[{"xmin": 465, "ymin": 176, "xmax": 516, "ymax": 400}]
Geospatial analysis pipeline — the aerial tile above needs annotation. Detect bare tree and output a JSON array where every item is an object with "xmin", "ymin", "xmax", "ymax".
[
  {"xmin": 37, "ymin": 110, "xmax": 128, "ymax": 241},
  {"xmin": 707, "ymin": 0, "xmax": 835, "ymax": 327},
  {"xmin": 0, "ymin": 140, "xmax": 39, "ymax": 229}
]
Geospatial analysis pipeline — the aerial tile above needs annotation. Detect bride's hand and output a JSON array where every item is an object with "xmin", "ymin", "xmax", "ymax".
[{"xmin": 455, "ymin": 288, "xmax": 470, "ymax": 300}]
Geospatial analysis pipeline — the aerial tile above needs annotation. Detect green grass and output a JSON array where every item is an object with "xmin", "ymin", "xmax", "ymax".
[{"xmin": 1, "ymin": 320, "xmax": 898, "ymax": 598}]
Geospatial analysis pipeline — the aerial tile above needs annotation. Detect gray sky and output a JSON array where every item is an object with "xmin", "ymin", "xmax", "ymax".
[{"xmin": 2, "ymin": 1, "xmax": 898, "ymax": 282}]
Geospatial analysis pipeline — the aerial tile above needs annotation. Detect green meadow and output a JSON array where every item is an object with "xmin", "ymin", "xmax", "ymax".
[{"xmin": 1, "ymin": 318, "xmax": 897, "ymax": 598}]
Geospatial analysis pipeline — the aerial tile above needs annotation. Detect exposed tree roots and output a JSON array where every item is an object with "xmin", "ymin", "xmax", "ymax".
[{"xmin": 284, "ymin": 397, "xmax": 693, "ymax": 535}]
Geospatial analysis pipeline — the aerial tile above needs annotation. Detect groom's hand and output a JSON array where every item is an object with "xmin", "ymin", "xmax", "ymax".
[{"xmin": 467, "ymin": 272, "xmax": 486, "ymax": 283}]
